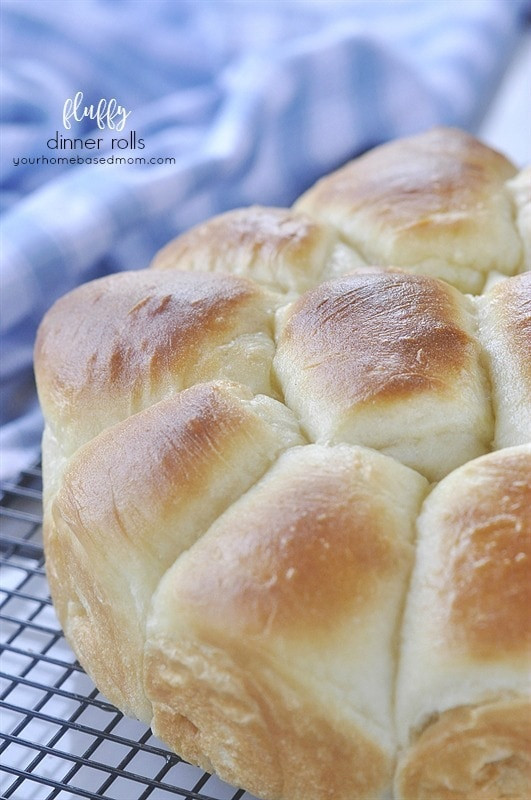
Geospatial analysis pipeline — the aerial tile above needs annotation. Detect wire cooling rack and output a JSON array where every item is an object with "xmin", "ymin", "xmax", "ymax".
[{"xmin": 0, "ymin": 464, "xmax": 258, "ymax": 800}]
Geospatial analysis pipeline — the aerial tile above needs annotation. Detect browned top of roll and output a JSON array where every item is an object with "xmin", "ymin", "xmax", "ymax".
[
  {"xmin": 58, "ymin": 385, "xmax": 254, "ymax": 540},
  {"xmin": 150, "ymin": 205, "xmax": 339, "ymax": 293},
  {"xmin": 36, "ymin": 269, "xmax": 255, "ymax": 400},
  {"xmin": 174, "ymin": 474, "xmax": 393, "ymax": 638},
  {"xmin": 300, "ymin": 127, "xmax": 514, "ymax": 222},
  {"xmin": 46, "ymin": 381, "xmax": 303, "ymax": 721},
  {"xmin": 35, "ymin": 269, "xmax": 277, "ymax": 451},
  {"xmin": 277, "ymin": 271, "xmax": 473, "ymax": 407},
  {"xmin": 297, "ymin": 127, "xmax": 515, "ymax": 231},
  {"xmin": 151, "ymin": 205, "xmax": 322, "ymax": 267},
  {"xmin": 295, "ymin": 127, "xmax": 520, "ymax": 292},
  {"xmin": 162, "ymin": 444, "xmax": 421, "ymax": 642},
  {"xmin": 54, "ymin": 382, "xmax": 300, "ymax": 562},
  {"xmin": 395, "ymin": 700, "xmax": 531, "ymax": 800}
]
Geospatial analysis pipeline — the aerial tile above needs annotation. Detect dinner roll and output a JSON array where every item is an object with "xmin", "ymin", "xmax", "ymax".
[
  {"xmin": 295, "ymin": 127, "xmax": 522, "ymax": 293},
  {"xmin": 395, "ymin": 445, "xmax": 531, "ymax": 800},
  {"xmin": 476, "ymin": 272, "xmax": 531, "ymax": 448},
  {"xmin": 35, "ymin": 268, "xmax": 280, "ymax": 460},
  {"xmin": 145, "ymin": 444, "xmax": 428, "ymax": 800},
  {"xmin": 45, "ymin": 381, "xmax": 303, "ymax": 722},
  {"xmin": 274, "ymin": 271, "xmax": 493, "ymax": 481},
  {"xmin": 149, "ymin": 205, "xmax": 365, "ymax": 294}
]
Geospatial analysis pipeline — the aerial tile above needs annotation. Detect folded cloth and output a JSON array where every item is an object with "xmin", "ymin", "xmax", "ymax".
[{"xmin": 1, "ymin": 0, "xmax": 529, "ymax": 481}]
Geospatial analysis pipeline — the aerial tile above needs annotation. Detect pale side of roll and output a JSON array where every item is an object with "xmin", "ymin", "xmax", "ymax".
[
  {"xmin": 507, "ymin": 167, "xmax": 531, "ymax": 272},
  {"xmin": 395, "ymin": 445, "xmax": 531, "ymax": 800},
  {"xmin": 45, "ymin": 381, "xmax": 303, "ymax": 723},
  {"xmin": 274, "ymin": 271, "xmax": 493, "ymax": 481},
  {"xmin": 295, "ymin": 127, "xmax": 522, "ymax": 293},
  {"xmin": 144, "ymin": 444, "xmax": 428, "ymax": 800},
  {"xmin": 476, "ymin": 273, "xmax": 531, "ymax": 449}
]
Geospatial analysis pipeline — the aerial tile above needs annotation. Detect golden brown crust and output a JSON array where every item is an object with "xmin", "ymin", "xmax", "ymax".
[
  {"xmin": 159, "ymin": 445, "xmax": 421, "ymax": 640},
  {"xmin": 395, "ymin": 700, "xmax": 531, "ymax": 800},
  {"xmin": 274, "ymin": 271, "xmax": 493, "ymax": 479},
  {"xmin": 277, "ymin": 271, "xmax": 472, "ymax": 405},
  {"xmin": 34, "ymin": 127, "xmax": 531, "ymax": 800},
  {"xmin": 45, "ymin": 381, "xmax": 303, "ymax": 722},
  {"xmin": 54, "ymin": 383, "xmax": 285, "ymax": 544},
  {"xmin": 149, "ymin": 205, "xmax": 351, "ymax": 294},
  {"xmin": 35, "ymin": 269, "xmax": 278, "ymax": 455},
  {"xmin": 296, "ymin": 127, "xmax": 521, "ymax": 292},
  {"xmin": 395, "ymin": 446, "xmax": 531, "ymax": 766},
  {"xmin": 145, "ymin": 445, "xmax": 428, "ymax": 799},
  {"xmin": 298, "ymin": 126, "xmax": 515, "ymax": 230}
]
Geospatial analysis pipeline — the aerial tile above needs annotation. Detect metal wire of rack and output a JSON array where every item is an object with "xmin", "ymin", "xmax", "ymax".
[{"xmin": 0, "ymin": 464, "xmax": 258, "ymax": 800}]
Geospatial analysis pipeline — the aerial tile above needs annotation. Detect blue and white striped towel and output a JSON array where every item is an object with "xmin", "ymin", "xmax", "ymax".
[{"xmin": 1, "ymin": 0, "xmax": 530, "ymax": 481}]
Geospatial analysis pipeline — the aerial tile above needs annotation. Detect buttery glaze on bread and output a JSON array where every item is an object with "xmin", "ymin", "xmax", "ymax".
[{"xmin": 35, "ymin": 128, "xmax": 531, "ymax": 800}]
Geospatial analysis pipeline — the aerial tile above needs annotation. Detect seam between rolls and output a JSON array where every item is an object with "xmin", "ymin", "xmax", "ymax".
[
  {"xmin": 390, "ymin": 475, "xmax": 434, "ymax": 753},
  {"xmin": 504, "ymin": 177, "xmax": 526, "ymax": 276},
  {"xmin": 302, "ymin": 216, "xmax": 501, "ymax": 294},
  {"xmin": 472, "ymin": 294, "xmax": 498, "ymax": 455},
  {"xmin": 140, "ymin": 437, "xmax": 308, "ymax": 696}
]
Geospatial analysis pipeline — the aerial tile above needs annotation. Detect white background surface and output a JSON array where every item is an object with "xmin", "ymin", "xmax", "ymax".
[{"xmin": 480, "ymin": 31, "xmax": 531, "ymax": 166}]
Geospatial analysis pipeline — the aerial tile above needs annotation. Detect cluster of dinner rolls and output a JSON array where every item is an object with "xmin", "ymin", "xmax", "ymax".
[{"xmin": 35, "ymin": 128, "xmax": 530, "ymax": 800}]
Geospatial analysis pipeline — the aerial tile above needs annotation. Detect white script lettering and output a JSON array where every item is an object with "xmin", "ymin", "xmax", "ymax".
[{"xmin": 63, "ymin": 91, "xmax": 131, "ymax": 132}]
